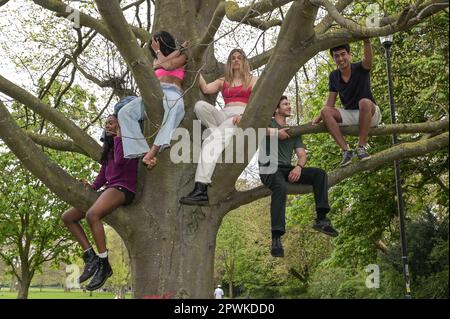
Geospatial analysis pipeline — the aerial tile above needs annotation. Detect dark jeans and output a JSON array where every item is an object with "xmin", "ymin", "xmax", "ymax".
[{"xmin": 260, "ymin": 166, "xmax": 330, "ymax": 236}]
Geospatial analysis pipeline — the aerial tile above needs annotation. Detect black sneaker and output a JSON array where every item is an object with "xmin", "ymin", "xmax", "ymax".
[
  {"xmin": 312, "ymin": 218, "xmax": 339, "ymax": 237},
  {"xmin": 271, "ymin": 237, "xmax": 284, "ymax": 257},
  {"xmin": 356, "ymin": 145, "xmax": 371, "ymax": 160},
  {"xmin": 86, "ymin": 256, "xmax": 113, "ymax": 291},
  {"xmin": 78, "ymin": 248, "xmax": 99, "ymax": 284},
  {"xmin": 340, "ymin": 150, "xmax": 354, "ymax": 167}
]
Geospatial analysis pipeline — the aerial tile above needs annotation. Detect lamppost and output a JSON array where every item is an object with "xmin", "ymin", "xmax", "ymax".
[{"xmin": 380, "ymin": 34, "xmax": 412, "ymax": 299}]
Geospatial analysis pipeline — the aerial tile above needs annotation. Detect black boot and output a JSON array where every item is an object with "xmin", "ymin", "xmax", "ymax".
[
  {"xmin": 271, "ymin": 236, "xmax": 284, "ymax": 257},
  {"xmin": 179, "ymin": 182, "xmax": 209, "ymax": 206},
  {"xmin": 78, "ymin": 248, "xmax": 99, "ymax": 284},
  {"xmin": 312, "ymin": 217, "xmax": 339, "ymax": 237},
  {"xmin": 86, "ymin": 256, "xmax": 113, "ymax": 291}
]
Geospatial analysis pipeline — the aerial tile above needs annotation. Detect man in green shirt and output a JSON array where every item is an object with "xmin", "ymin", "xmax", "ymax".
[{"xmin": 259, "ymin": 96, "xmax": 338, "ymax": 258}]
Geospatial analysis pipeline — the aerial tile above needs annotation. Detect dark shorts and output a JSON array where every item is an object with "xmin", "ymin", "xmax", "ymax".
[{"xmin": 101, "ymin": 186, "xmax": 135, "ymax": 206}]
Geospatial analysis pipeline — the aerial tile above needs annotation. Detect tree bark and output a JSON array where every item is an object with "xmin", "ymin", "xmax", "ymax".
[
  {"xmin": 0, "ymin": 0, "xmax": 447, "ymax": 299},
  {"xmin": 105, "ymin": 185, "xmax": 224, "ymax": 298},
  {"xmin": 16, "ymin": 268, "xmax": 32, "ymax": 299}
]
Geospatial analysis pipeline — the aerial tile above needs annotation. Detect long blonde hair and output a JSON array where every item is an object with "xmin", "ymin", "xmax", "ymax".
[{"xmin": 224, "ymin": 48, "xmax": 252, "ymax": 89}]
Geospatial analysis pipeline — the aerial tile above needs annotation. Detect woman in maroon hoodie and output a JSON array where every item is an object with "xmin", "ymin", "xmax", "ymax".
[{"xmin": 62, "ymin": 114, "xmax": 138, "ymax": 291}]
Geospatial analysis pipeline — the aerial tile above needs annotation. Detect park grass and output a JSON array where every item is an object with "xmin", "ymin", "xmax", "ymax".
[{"xmin": 0, "ymin": 287, "xmax": 131, "ymax": 299}]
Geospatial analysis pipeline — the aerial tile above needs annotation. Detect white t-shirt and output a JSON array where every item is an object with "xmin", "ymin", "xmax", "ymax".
[{"xmin": 214, "ymin": 288, "xmax": 224, "ymax": 299}]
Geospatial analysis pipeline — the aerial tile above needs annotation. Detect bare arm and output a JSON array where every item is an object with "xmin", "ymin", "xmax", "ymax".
[
  {"xmin": 288, "ymin": 147, "xmax": 307, "ymax": 183},
  {"xmin": 250, "ymin": 75, "xmax": 259, "ymax": 87},
  {"xmin": 294, "ymin": 147, "xmax": 307, "ymax": 168},
  {"xmin": 199, "ymin": 74, "xmax": 223, "ymax": 95},
  {"xmin": 151, "ymin": 37, "xmax": 187, "ymax": 70},
  {"xmin": 361, "ymin": 39, "xmax": 373, "ymax": 70},
  {"xmin": 154, "ymin": 51, "xmax": 187, "ymax": 70},
  {"xmin": 325, "ymin": 91, "xmax": 338, "ymax": 107}
]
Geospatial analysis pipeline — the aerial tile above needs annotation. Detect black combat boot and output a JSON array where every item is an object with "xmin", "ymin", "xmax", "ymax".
[
  {"xmin": 271, "ymin": 236, "xmax": 284, "ymax": 258},
  {"xmin": 78, "ymin": 248, "xmax": 99, "ymax": 283},
  {"xmin": 179, "ymin": 182, "xmax": 209, "ymax": 206},
  {"xmin": 86, "ymin": 256, "xmax": 113, "ymax": 291}
]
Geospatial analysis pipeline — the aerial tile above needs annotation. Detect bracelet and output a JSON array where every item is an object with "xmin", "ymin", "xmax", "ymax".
[
  {"xmin": 155, "ymin": 50, "xmax": 161, "ymax": 55},
  {"xmin": 296, "ymin": 163, "xmax": 304, "ymax": 169}
]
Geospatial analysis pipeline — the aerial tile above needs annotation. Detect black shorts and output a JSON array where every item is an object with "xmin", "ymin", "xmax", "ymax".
[{"xmin": 102, "ymin": 186, "xmax": 135, "ymax": 206}]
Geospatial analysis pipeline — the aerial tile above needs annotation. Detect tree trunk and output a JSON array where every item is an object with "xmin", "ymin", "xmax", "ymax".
[
  {"xmin": 16, "ymin": 272, "xmax": 32, "ymax": 299},
  {"xmin": 229, "ymin": 281, "xmax": 233, "ymax": 299},
  {"xmin": 106, "ymin": 163, "xmax": 223, "ymax": 299}
]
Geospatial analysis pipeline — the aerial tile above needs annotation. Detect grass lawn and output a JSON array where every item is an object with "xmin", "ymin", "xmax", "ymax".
[{"xmin": 0, "ymin": 287, "xmax": 131, "ymax": 299}]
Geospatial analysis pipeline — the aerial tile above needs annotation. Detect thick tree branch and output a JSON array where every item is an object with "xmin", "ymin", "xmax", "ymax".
[
  {"xmin": 245, "ymin": 17, "xmax": 283, "ymax": 30},
  {"xmin": 95, "ymin": 0, "xmax": 163, "ymax": 124},
  {"xmin": 225, "ymin": 0, "xmax": 293, "ymax": 21},
  {"xmin": 25, "ymin": 132, "xmax": 92, "ymax": 158},
  {"xmin": 0, "ymin": 101, "xmax": 98, "ymax": 211},
  {"xmin": 0, "ymin": 74, "xmax": 101, "ymax": 160},
  {"xmin": 248, "ymin": 48, "xmax": 274, "ymax": 69},
  {"xmin": 32, "ymin": 0, "xmax": 151, "ymax": 42},
  {"xmin": 210, "ymin": 1, "xmax": 320, "ymax": 200},
  {"xmin": 226, "ymin": 131, "xmax": 449, "ymax": 211},
  {"xmin": 311, "ymin": 0, "xmax": 449, "ymax": 38},
  {"xmin": 314, "ymin": 0, "xmax": 353, "ymax": 35},
  {"xmin": 192, "ymin": 1, "xmax": 226, "ymax": 59},
  {"xmin": 287, "ymin": 118, "xmax": 449, "ymax": 137}
]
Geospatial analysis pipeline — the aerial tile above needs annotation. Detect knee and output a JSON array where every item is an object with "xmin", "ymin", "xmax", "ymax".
[
  {"xmin": 85, "ymin": 210, "xmax": 100, "ymax": 225},
  {"xmin": 61, "ymin": 211, "xmax": 71, "ymax": 225},
  {"xmin": 271, "ymin": 182, "xmax": 287, "ymax": 194},
  {"xmin": 61, "ymin": 208, "xmax": 77, "ymax": 225},
  {"xmin": 320, "ymin": 107, "xmax": 335, "ymax": 119},
  {"xmin": 313, "ymin": 168, "xmax": 328, "ymax": 184},
  {"xmin": 194, "ymin": 101, "xmax": 207, "ymax": 116},
  {"xmin": 358, "ymin": 99, "xmax": 373, "ymax": 112},
  {"xmin": 316, "ymin": 168, "xmax": 327, "ymax": 180}
]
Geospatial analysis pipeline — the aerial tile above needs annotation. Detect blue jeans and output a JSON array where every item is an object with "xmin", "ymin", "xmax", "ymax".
[{"xmin": 117, "ymin": 83, "xmax": 185, "ymax": 159}]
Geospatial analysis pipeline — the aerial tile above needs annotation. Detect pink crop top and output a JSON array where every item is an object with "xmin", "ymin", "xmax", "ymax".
[
  {"xmin": 154, "ymin": 67, "xmax": 186, "ymax": 80},
  {"xmin": 222, "ymin": 81, "xmax": 252, "ymax": 104}
]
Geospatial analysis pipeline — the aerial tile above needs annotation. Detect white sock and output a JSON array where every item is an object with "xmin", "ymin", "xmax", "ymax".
[
  {"xmin": 84, "ymin": 247, "xmax": 93, "ymax": 253},
  {"xmin": 98, "ymin": 251, "xmax": 108, "ymax": 258}
]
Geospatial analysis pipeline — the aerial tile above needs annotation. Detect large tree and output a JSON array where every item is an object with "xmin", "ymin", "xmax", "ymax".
[{"xmin": 0, "ymin": 0, "xmax": 448, "ymax": 298}]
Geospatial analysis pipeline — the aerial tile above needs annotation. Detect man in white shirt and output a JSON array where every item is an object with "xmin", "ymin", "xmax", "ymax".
[{"xmin": 214, "ymin": 285, "xmax": 224, "ymax": 299}]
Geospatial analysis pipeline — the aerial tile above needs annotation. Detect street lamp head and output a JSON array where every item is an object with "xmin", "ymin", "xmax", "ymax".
[{"xmin": 379, "ymin": 34, "xmax": 394, "ymax": 48}]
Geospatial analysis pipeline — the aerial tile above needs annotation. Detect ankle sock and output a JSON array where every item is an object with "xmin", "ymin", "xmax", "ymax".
[{"xmin": 98, "ymin": 251, "xmax": 108, "ymax": 258}]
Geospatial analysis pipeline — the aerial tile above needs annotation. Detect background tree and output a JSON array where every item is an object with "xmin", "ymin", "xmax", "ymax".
[
  {"xmin": 104, "ymin": 226, "xmax": 131, "ymax": 298},
  {"xmin": 0, "ymin": 153, "xmax": 77, "ymax": 299},
  {"xmin": 0, "ymin": 0, "xmax": 448, "ymax": 298}
]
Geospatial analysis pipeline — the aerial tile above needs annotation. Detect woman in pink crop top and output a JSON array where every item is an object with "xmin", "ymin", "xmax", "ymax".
[
  {"xmin": 117, "ymin": 31, "xmax": 187, "ymax": 168},
  {"xmin": 179, "ymin": 49, "xmax": 259, "ymax": 206}
]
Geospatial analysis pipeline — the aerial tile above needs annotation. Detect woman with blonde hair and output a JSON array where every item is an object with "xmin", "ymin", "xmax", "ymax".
[{"xmin": 180, "ymin": 48, "xmax": 259, "ymax": 205}]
